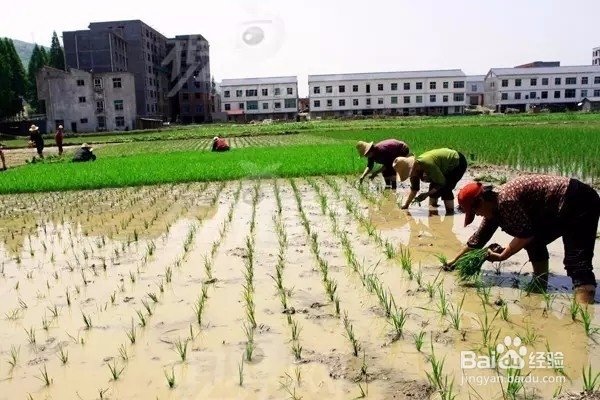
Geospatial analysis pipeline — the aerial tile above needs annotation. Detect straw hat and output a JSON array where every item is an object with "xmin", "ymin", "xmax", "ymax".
[
  {"xmin": 29, "ymin": 124, "xmax": 39, "ymax": 132},
  {"xmin": 81, "ymin": 143, "xmax": 93, "ymax": 150},
  {"xmin": 213, "ymin": 136, "xmax": 219, "ymax": 142},
  {"xmin": 58, "ymin": 125, "xmax": 63, "ymax": 129},
  {"xmin": 356, "ymin": 141, "xmax": 373, "ymax": 157},
  {"xmin": 392, "ymin": 156, "xmax": 415, "ymax": 182}
]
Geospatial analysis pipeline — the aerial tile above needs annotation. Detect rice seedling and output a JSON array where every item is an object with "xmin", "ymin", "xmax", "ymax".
[
  {"xmin": 437, "ymin": 286, "xmax": 449, "ymax": 317},
  {"xmin": 504, "ymin": 368, "xmax": 527, "ymax": 399},
  {"xmin": 454, "ymin": 248, "xmax": 487, "ymax": 282},
  {"xmin": 334, "ymin": 295, "xmax": 341, "ymax": 316},
  {"xmin": 291, "ymin": 340, "xmax": 303, "ymax": 361},
  {"xmin": 343, "ymin": 312, "xmax": 361, "ymax": 357},
  {"xmin": 136, "ymin": 310, "xmax": 147, "ymax": 327},
  {"xmin": 425, "ymin": 280, "xmax": 437, "ymax": 300},
  {"xmin": 25, "ymin": 327, "xmax": 36, "ymax": 344},
  {"xmin": 426, "ymin": 341, "xmax": 447, "ymax": 393},
  {"xmin": 57, "ymin": 344, "xmax": 68, "ymax": 364},
  {"xmin": 107, "ymin": 359, "xmax": 125, "ymax": 380},
  {"xmin": 165, "ymin": 367, "xmax": 176, "ymax": 388},
  {"xmin": 569, "ymin": 297, "xmax": 580, "ymax": 322},
  {"xmin": 324, "ymin": 279, "xmax": 338, "ymax": 302},
  {"xmin": 522, "ymin": 325, "xmax": 538, "ymax": 346},
  {"xmin": 141, "ymin": 300, "xmax": 153, "ymax": 316},
  {"xmin": 579, "ymin": 306, "xmax": 600, "ymax": 337},
  {"xmin": 238, "ymin": 354, "xmax": 244, "ymax": 386},
  {"xmin": 126, "ymin": 319, "xmax": 136, "ymax": 344},
  {"xmin": 500, "ymin": 303, "xmax": 509, "ymax": 322},
  {"xmin": 582, "ymin": 364, "xmax": 600, "ymax": 392},
  {"xmin": 174, "ymin": 338, "xmax": 188, "ymax": 362},
  {"xmin": 8, "ymin": 345, "xmax": 19, "ymax": 368},
  {"xmin": 384, "ymin": 240, "xmax": 396, "ymax": 259},
  {"xmin": 42, "ymin": 315, "xmax": 50, "ymax": 331},
  {"xmin": 82, "ymin": 312, "xmax": 92, "ymax": 329},
  {"xmin": 415, "ymin": 266, "xmax": 423, "ymax": 287},
  {"xmin": 37, "ymin": 364, "xmax": 52, "ymax": 386},
  {"xmin": 390, "ymin": 307, "xmax": 408, "ymax": 339},
  {"xmin": 129, "ymin": 271, "xmax": 136, "ymax": 283},
  {"xmin": 243, "ymin": 323, "xmax": 255, "ymax": 362},
  {"xmin": 448, "ymin": 294, "xmax": 465, "ymax": 330},
  {"xmin": 165, "ymin": 266, "xmax": 172, "ymax": 283},
  {"xmin": 413, "ymin": 331, "xmax": 426, "ymax": 352},
  {"xmin": 476, "ymin": 281, "xmax": 492, "ymax": 305},
  {"xmin": 291, "ymin": 319, "xmax": 302, "ymax": 342},
  {"xmin": 147, "ymin": 292, "xmax": 159, "ymax": 303},
  {"xmin": 5, "ymin": 308, "xmax": 22, "ymax": 321},
  {"xmin": 476, "ymin": 304, "xmax": 499, "ymax": 347},
  {"xmin": 118, "ymin": 344, "xmax": 129, "ymax": 361},
  {"xmin": 435, "ymin": 253, "xmax": 448, "ymax": 266}
]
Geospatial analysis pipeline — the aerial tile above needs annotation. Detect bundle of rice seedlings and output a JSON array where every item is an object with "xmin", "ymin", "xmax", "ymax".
[{"xmin": 455, "ymin": 248, "xmax": 488, "ymax": 282}]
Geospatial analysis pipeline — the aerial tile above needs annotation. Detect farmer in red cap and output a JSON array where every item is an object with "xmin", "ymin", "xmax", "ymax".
[
  {"xmin": 446, "ymin": 175, "xmax": 599, "ymax": 304},
  {"xmin": 212, "ymin": 136, "xmax": 230, "ymax": 152},
  {"xmin": 356, "ymin": 139, "xmax": 410, "ymax": 190}
]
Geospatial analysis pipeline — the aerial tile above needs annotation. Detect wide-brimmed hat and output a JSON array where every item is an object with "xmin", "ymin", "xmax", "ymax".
[
  {"xmin": 58, "ymin": 125, "xmax": 63, "ymax": 129},
  {"xmin": 356, "ymin": 141, "xmax": 373, "ymax": 157},
  {"xmin": 392, "ymin": 156, "xmax": 415, "ymax": 182},
  {"xmin": 81, "ymin": 143, "xmax": 93, "ymax": 150},
  {"xmin": 458, "ymin": 182, "xmax": 484, "ymax": 227},
  {"xmin": 213, "ymin": 136, "xmax": 219, "ymax": 142},
  {"xmin": 29, "ymin": 124, "xmax": 39, "ymax": 132}
]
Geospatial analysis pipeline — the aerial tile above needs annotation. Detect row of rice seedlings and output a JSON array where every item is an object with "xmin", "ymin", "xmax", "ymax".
[
  {"xmin": 243, "ymin": 188, "xmax": 259, "ymax": 362},
  {"xmin": 426, "ymin": 340, "xmax": 456, "ymax": 400},
  {"xmin": 342, "ymin": 312, "xmax": 361, "ymax": 357}
]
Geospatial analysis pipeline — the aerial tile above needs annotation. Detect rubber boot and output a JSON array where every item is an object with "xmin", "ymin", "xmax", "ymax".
[
  {"xmin": 444, "ymin": 200, "xmax": 455, "ymax": 215},
  {"xmin": 429, "ymin": 197, "xmax": 439, "ymax": 207},
  {"xmin": 526, "ymin": 260, "xmax": 549, "ymax": 293},
  {"xmin": 574, "ymin": 285, "xmax": 596, "ymax": 305}
]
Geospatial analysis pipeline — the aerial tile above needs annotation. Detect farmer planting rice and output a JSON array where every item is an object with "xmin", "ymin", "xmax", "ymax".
[
  {"xmin": 356, "ymin": 139, "xmax": 410, "ymax": 190},
  {"xmin": 72, "ymin": 143, "xmax": 97, "ymax": 162},
  {"xmin": 394, "ymin": 147, "xmax": 467, "ymax": 213},
  {"xmin": 28, "ymin": 124, "xmax": 44, "ymax": 159},
  {"xmin": 212, "ymin": 136, "xmax": 230, "ymax": 152},
  {"xmin": 446, "ymin": 175, "xmax": 599, "ymax": 304}
]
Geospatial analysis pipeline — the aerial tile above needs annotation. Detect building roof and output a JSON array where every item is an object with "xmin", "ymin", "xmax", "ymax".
[
  {"xmin": 221, "ymin": 76, "xmax": 298, "ymax": 86},
  {"xmin": 488, "ymin": 65, "xmax": 600, "ymax": 77},
  {"xmin": 582, "ymin": 97, "xmax": 600, "ymax": 103},
  {"xmin": 308, "ymin": 69, "xmax": 466, "ymax": 82}
]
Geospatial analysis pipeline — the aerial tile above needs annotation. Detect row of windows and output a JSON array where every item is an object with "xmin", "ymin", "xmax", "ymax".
[
  {"xmin": 181, "ymin": 105, "xmax": 205, "ymax": 113},
  {"xmin": 80, "ymin": 77, "xmax": 123, "ymax": 89},
  {"xmin": 93, "ymin": 100, "xmax": 125, "ymax": 111},
  {"xmin": 223, "ymin": 87, "xmax": 294, "ymax": 98},
  {"xmin": 95, "ymin": 116, "xmax": 125, "ymax": 128},
  {"xmin": 501, "ymin": 76, "xmax": 600, "ymax": 87},
  {"xmin": 500, "ymin": 89, "xmax": 599, "ymax": 101},
  {"xmin": 224, "ymin": 99, "xmax": 297, "ymax": 111},
  {"xmin": 182, "ymin": 92, "xmax": 205, "ymax": 101},
  {"xmin": 313, "ymin": 94, "xmax": 465, "ymax": 107},
  {"xmin": 313, "ymin": 81, "xmax": 465, "ymax": 94}
]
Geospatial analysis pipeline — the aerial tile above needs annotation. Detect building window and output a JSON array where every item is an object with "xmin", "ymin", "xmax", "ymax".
[
  {"xmin": 501, "ymin": 79, "xmax": 508, "ymax": 87},
  {"xmin": 182, "ymin": 93, "xmax": 189, "ymax": 101},
  {"xmin": 114, "ymin": 100, "xmax": 123, "ymax": 110},
  {"xmin": 326, "ymin": 99, "xmax": 332, "ymax": 107},
  {"xmin": 96, "ymin": 101, "xmax": 104, "ymax": 112},
  {"xmin": 246, "ymin": 101, "xmax": 258, "ymax": 110},
  {"xmin": 377, "ymin": 84, "xmax": 383, "ymax": 91},
  {"xmin": 566, "ymin": 77, "xmax": 576, "ymax": 85},
  {"xmin": 262, "ymin": 102, "xmax": 269, "ymax": 110},
  {"xmin": 80, "ymin": 118, "xmax": 88, "ymax": 124},
  {"xmin": 224, "ymin": 90, "xmax": 230, "ymax": 98},
  {"xmin": 339, "ymin": 99, "xmax": 346, "ymax": 107},
  {"xmin": 325, "ymin": 86, "xmax": 332, "ymax": 93},
  {"xmin": 453, "ymin": 81, "xmax": 465, "ymax": 89},
  {"xmin": 454, "ymin": 106, "xmax": 462, "ymax": 113},
  {"xmin": 224, "ymin": 104, "xmax": 231, "ymax": 111},
  {"xmin": 285, "ymin": 99, "xmax": 296, "ymax": 108},
  {"xmin": 470, "ymin": 84, "xmax": 477, "ymax": 92},
  {"xmin": 236, "ymin": 90, "xmax": 243, "ymax": 97},
  {"xmin": 429, "ymin": 82, "xmax": 436, "ymax": 90},
  {"xmin": 530, "ymin": 78, "xmax": 537, "ymax": 86},
  {"xmin": 366, "ymin": 84, "xmax": 370, "ymax": 93},
  {"xmin": 514, "ymin": 92, "xmax": 521, "ymax": 100},
  {"xmin": 416, "ymin": 82, "xmax": 423, "ymax": 90},
  {"xmin": 443, "ymin": 95, "xmax": 449, "ymax": 102},
  {"xmin": 377, "ymin": 98, "xmax": 383, "ymax": 105},
  {"xmin": 453, "ymin": 93, "xmax": 464, "ymax": 102},
  {"xmin": 313, "ymin": 87, "xmax": 321, "ymax": 94},
  {"xmin": 245, "ymin": 89, "xmax": 258, "ymax": 97},
  {"xmin": 542, "ymin": 78, "xmax": 549, "ymax": 85},
  {"xmin": 429, "ymin": 94, "xmax": 436, "ymax": 102},
  {"xmin": 262, "ymin": 88, "xmax": 268, "ymax": 96},
  {"xmin": 97, "ymin": 116, "xmax": 105, "ymax": 128},
  {"xmin": 530, "ymin": 92, "xmax": 536, "ymax": 99},
  {"xmin": 352, "ymin": 85, "xmax": 358, "ymax": 92},
  {"xmin": 541, "ymin": 91, "xmax": 548, "ymax": 99},
  {"xmin": 239, "ymin": 103, "xmax": 245, "ymax": 110},
  {"xmin": 501, "ymin": 93, "xmax": 508, "ymax": 100},
  {"xmin": 94, "ymin": 78, "xmax": 102, "ymax": 89},
  {"xmin": 565, "ymin": 89, "xmax": 576, "ymax": 98},
  {"xmin": 554, "ymin": 90, "xmax": 561, "ymax": 99},
  {"xmin": 581, "ymin": 90, "xmax": 588, "ymax": 98},
  {"xmin": 404, "ymin": 83, "xmax": 410, "ymax": 90},
  {"xmin": 595, "ymin": 77, "xmax": 600, "ymax": 84},
  {"xmin": 416, "ymin": 95, "xmax": 423, "ymax": 103},
  {"xmin": 353, "ymin": 99, "xmax": 359, "ymax": 106},
  {"xmin": 366, "ymin": 98, "xmax": 371, "ymax": 105},
  {"xmin": 78, "ymin": 96, "xmax": 86, "ymax": 103},
  {"xmin": 391, "ymin": 83, "xmax": 398, "ymax": 91},
  {"xmin": 339, "ymin": 85, "xmax": 345, "ymax": 93},
  {"xmin": 582, "ymin": 77, "xmax": 588, "ymax": 85},
  {"xmin": 391, "ymin": 96, "xmax": 398, "ymax": 104},
  {"xmin": 443, "ymin": 82, "xmax": 449, "ymax": 89},
  {"xmin": 594, "ymin": 89, "xmax": 600, "ymax": 97},
  {"xmin": 116, "ymin": 116, "xmax": 125, "ymax": 127},
  {"xmin": 555, "ymin": 78, "xmax": 561, "ymax": 85},
  {"xmin": 195, "ymin": 93, "xmax": 201, "ymax": 99},
  {"xmin": 403, "ymin": 96, "xmax": 410, "ymax": 104},
  {"xmin": 112, "ymin": 78, "xmax": 122, "ymax": 88},
  {"xmin": 313, "ymin": 100, "xmax": 320, "ymax": 108},
  {"xmin": 77, "ymin": 79, "xmax": 85, "ymax": 86},
  {"xmin": 515, "ymin": 79, "xmax": 522, "ymax": 87}
]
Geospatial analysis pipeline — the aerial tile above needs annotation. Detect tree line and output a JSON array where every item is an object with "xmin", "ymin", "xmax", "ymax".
[{"xmin": 0, "ymin": 31, "xmax": 65, "ymax": 119}]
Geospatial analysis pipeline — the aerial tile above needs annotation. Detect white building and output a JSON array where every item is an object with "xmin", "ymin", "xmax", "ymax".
[
  {"xmin": 37, "ymin": 67, "xmax": 137, "ymax": 133},
  {"xmin": 466, "ymin": 75, "xmax": 485, "ymax": 106},
  {"xmin": 484, "ymin": 65, "xmax": 600, "ymax": 112},
  {"xmin": 307, "ymin": 70, "xmax": 467, "ymax": 117},
  {"xmin": 593, "ymin": 46, "xmax": 600, "ymax": 66},
  {"xmin": 220, "ymin": 76, "xmax": 298, "ymax": 121}
]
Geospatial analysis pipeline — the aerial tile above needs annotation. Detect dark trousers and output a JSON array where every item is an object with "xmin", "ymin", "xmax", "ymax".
[
  {"xmin": 382, "ymin": 165, "xmax": 397, "ymax": 189},
  {"xmin": 525, "ymin": 179, "xmax": 599, "ymax": 287},
  {"xmin": 429, "ymin": 152, "xmax": 468, "ymax": 200}
]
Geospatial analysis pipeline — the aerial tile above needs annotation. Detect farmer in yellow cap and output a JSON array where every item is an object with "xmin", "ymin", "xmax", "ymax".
[
  {"xmin": 356, "ymin": 139, "xmax": 410, "ymax": 190},
  {"xmin": 445, "ymin": 175, "xmax": 599, "ymax": 304},
  {"xmin": 394, "ymin": 147, "xmax": 467, "ymax": 213}
]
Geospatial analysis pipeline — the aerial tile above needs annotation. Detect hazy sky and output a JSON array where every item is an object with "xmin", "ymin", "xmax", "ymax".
[{"xmin": 3, "ymin": 0, "xmax": 600, "ymax": 96}]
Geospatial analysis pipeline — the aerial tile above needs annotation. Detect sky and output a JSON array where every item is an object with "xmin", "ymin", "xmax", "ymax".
[{"xmin": 3, "ymin": 0, "xmax": 600, "ymax": 96}]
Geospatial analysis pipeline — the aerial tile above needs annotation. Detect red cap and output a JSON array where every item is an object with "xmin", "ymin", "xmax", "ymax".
[{"xmin": 458, "ymin": 182, "xmax": 484, "ymax": 227}]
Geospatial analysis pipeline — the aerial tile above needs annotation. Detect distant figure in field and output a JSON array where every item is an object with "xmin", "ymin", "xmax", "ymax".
[
  {"xmin": 55, "ymin": 125, "xmax": 64, "ymax": 156},
  {"xmin": 72, "ymin": 143, "xmax": 96, "ymax": 162},
  {"xmin": 212, "ymin": 136, "xmax": 230, "ymax": 152},
  {"xmin": 356, "ymin": 139, "xmax": 410, "ymax": 190},
  {"xmin": 28, "ymin": 124, "xmax": 44, "ymax": 159},
  {"xmin": 0, "ymin": 143, "xmax": 7, "ymax": 171}
]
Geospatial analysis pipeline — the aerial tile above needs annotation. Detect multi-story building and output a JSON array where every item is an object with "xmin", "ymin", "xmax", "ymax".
[
  {"xmin": 164, "ymin": 35, "xmax": 211, "ymax": 123},
  {"xmin": 308, "ymin": 70, "xmax": 467, "ymax": 118},
  {"xmin": 64, "ymin": 20, "xmax": 171, "ymax": 119},
  {"xmin": 483, "ymin": 65, "xmax": 600, "ymax": 112},
  {"xmin": 37, "ymin": 66, "xmax": 136, "ymax": 133},
  {"xmin": 466, "ymin": 75, "xmax": 485, "ymax": 106},
  {"xmin": 593, "ymin": 47, "xmax": 600, "ymax": 66},
  {"xmin": 220, "ymin": 76, "xmax": 298, "ymax": 121}
]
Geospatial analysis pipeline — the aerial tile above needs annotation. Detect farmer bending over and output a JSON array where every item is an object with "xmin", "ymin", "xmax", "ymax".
[
  {"xmin": 0, "ymin": 143, "xmax": 7, "ymax": 171},
  {"xmin": 394, "ymin": 147, "xmax": 467, "ymax": 213},
  {"xmin": 446, "ymin": 175, "xmax": 599, "ymax": 304},
  {"xmin": 29, "ymin": 124, "xmax": 44, "ymax": 159},
  {"xmin": 72, "ymin": 143, "xmax": 96, "ymax": 162},
  {"xmin": 356, "ymin": 139, "xmax": 410, "ymax": 190},
  {"xmin": 212, "ymin": 136, "xmax": 230, "ymax": 152}
]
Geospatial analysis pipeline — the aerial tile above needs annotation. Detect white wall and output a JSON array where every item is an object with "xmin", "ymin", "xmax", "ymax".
[{"xmin": 221, "ymin": 81, "xmax": 298, "ymax": 114}]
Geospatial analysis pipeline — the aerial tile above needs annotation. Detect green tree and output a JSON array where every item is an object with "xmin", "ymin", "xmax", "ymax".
[
  {"xmin": 0, "ymin": 39, "xmax": 25, "ymax": 118},
  {"xmin": 4, "ymin": 39, "xmax": 28, "ymax": 99},
  {"xmin": 48, "ymin": 31, "xmax": 65, "ymax": 70},
  {"xmin": 27, "ymin": 44, "xmax": 49, "ymax": 111}
]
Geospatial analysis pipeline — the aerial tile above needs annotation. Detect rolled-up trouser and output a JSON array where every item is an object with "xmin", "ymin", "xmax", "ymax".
[
  {"xmin": 429, "ymin": 152, "xmax": 468, "ymax": 201},
  {"xmin": 382, "ymin": 165, "xmax": 397, "ymax": 189},
  {"xmin": 524, "ymin": 179, "xmax": 599, "ymax": 287}
]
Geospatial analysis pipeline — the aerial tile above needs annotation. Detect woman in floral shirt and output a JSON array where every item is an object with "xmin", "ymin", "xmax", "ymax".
[{"xmin": 447, "ymin": 174, "xmax": 599, "ymax": 304}]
